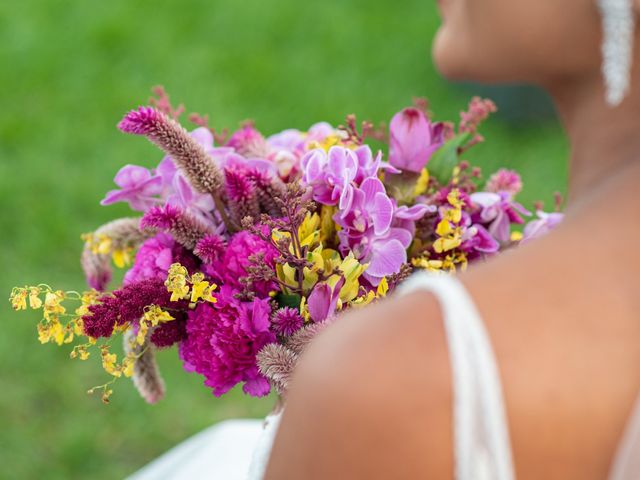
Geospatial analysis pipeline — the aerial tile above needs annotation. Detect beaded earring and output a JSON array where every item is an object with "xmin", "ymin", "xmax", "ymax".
[{"xmin": 597, "ymin": 0, "xmax": 636, "ymax": 106}]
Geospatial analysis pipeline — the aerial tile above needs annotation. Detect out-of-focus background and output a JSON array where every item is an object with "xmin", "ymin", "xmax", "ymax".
[{"xmin": 0, "ymin": 1, "xmax": 568, "ymax": 478}]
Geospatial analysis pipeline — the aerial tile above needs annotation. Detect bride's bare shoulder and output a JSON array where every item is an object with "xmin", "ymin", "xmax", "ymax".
[{"xmin": 265, "ymin": 290, "xmax": 454, "ymax": 479}]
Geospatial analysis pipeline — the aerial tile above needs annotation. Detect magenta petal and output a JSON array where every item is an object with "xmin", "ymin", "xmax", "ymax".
[
  {"xmin": 243, "ymin": 375, "xmax": 271, "ymax": 397},
  {"xmin": 360, "ymin": 177, "xmax": 385, "ymax": 201},
  {"xmin": 372, "ymin": 192, "xmax": 394, "ymax": 235},
  {"xmin": 113, "ymin": 165, "xmax": 153, "ymax": 187},
  {"xmin": 190, "ymin": 127, "xmax": 215, "ymax": 148},
  {"xmin": 395, "ymin": 204, "xmax": 436, "ymax": 220},
  {"xmin": 385, "ymin": 227, "xmax": 414, "ymax": 249},
  {"xmin": 366, "ymin": 238, "xmax": 407, "ymax": 278},
  {"xmin": 307, "ymin": 283, "xmax": 332, "ymax": 323}
]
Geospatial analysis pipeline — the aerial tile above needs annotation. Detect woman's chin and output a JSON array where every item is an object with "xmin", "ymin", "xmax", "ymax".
[{"xmin": 432, "ymin": 29, "xmax": 469, "ymax": 81}]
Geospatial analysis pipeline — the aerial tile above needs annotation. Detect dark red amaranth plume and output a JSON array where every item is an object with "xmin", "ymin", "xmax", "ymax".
[
  {"xmin": 83, "ymin": 278, "xmax": 182, "ymax": 339},
  {"xmin": 150, "ymin": 316, "xmax": 187, "ymax": 348}
]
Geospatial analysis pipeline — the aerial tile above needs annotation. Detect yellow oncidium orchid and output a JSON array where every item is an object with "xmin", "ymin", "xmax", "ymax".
[
  {"xmin": 43, "ymin": 290, "xmax": 66, "ymax": 322},
  {"xmin": 165, "ymin": 263, "xmax": 190, "ymax": 302},
  {"xmin": 412, "ymin": 252, "xmax": 468, "ymax": 273},
  {"xmin": 414, "ymin": 169, "xmax": 430, "ymax": 197},
  {"xmin": 189, "ymin": 273, "xmax": 218, "ymax": 304},
  {"xmin": 82, "ymin": 233, "xmax": 113, "ymax": 256},
  {"xmin": 10, "ymin": 288, "xmax": 27, "ymax": 311},
  {"xmin": 112, "ymin": 247, "xmax": 133, "ymax": 269},
  {"xmin": 327, "ymin": 252, "xmax": 368, "ymax": 303},
  {"xmin": 447, "ymin": 188, "xmax": 465, "ymax": 210},
  {"xmin": 350, "ymin": 277, "xmax": 389, "ymax": 308},
  {"xmin": 307, "ymin": 134, "xmax": 348, "ymax": 152},
  {"xmin": 510, "ymin": 231, "xmax": 523, "ymax": 242}
]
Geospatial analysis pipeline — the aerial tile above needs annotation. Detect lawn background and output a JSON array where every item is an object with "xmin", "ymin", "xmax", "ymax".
[{"xmin": 0, "ymin": 1, "xmax": 568, "ymax": 478}]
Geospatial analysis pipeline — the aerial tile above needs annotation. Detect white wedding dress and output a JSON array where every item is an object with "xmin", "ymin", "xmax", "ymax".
[{"xmin": 128, "ymin": 273, "xmax": 640, "ymax": 479}]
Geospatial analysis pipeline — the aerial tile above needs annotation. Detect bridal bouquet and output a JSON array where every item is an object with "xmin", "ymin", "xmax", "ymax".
[{"xmin": 10, "ymin": 88, "xmax": 562, "ymax": 404}]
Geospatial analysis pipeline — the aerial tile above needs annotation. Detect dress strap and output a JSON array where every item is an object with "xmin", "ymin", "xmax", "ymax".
[
  {"xmin": 399, "ymin": 272, "xmax": 515, "ymax": 480},
  {"xmin": 609, "ymin": 394, "xmax": 640, "ymax": 480}
]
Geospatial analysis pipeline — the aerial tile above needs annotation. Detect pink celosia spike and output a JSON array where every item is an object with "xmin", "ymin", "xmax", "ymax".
[
  {"xmin": 124, "ymin": 329, "xmax": 166, "ymax": 404},
  {"xmin": 141, "ymin": 204, "xmax": 213, "ymax": 250},
  {"xmin": 118, "ymin": 107, "xmax": 162, "ymax": 135},
  {"xmin": 117, "ymin": 106, "xmax": 225, "ymax": 201}
]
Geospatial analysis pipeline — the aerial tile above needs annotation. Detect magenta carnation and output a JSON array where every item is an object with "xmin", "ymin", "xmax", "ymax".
[
  {"xmin": 180, "ymin": 286, "xmax": 276, "ymax": 397},
  {"xmin": 203, "ymin": 230, "xmax": 279, "ymax": 298},
  {"xmin": 124, "ymin": 233, "xmax": 197, "ymax": 286}
]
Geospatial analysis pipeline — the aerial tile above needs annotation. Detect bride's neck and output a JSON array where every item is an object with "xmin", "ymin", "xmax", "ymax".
[{"xmin": 551, "ymin": 75, "xmax": 640, "ymax": 207}]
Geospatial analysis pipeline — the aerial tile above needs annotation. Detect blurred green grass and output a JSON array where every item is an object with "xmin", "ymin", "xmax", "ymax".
[{"xmin": 0, "ymin": 1, "xmax": 568, "ymax": 478}]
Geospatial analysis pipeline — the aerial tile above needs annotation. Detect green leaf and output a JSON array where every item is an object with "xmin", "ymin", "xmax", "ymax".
[
  {"xmin": 275, "ymin": 293, "xmax": 301, "ymax": 310},
  {"xmin": 427, "ymin": 132, "xmax": 472, "ymax": 184}
]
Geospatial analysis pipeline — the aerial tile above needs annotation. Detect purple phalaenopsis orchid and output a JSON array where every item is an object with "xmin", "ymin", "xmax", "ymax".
[
  {"xmin": 389, "ymin": 107, "xmax": 445, "ymax": 173},
  {"xmin": 470, "ymin": 191, "xmax": 531, "ymax": 243},
  {"xmin": 521, "ymin": 210, "xmax": 564, "ymax": 244},
  {"xmin": 301, "ymin": 146, "xmax": 359, "ymax": 207},
  {"xmin": 102, "ymin": 127, "xmax": 221, "ymax": 225},
  {"xmin": 335, "ymin": 177, "xmax": 430, "ymax": 286},
  {"xmin": 101, "ymin": 165, "xmax": 164, "ymax": 211}
]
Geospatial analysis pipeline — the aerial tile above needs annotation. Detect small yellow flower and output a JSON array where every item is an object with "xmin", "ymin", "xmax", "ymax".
[
  {"xmin": 101, "ymin": 347, "xmax": 121, "ymax": 378},
  {"xmin": 102, "ymin": 388, "xmax": 114, "ymax": 404},
  {"xmin": 83, "ymin": 233, "xmax": 113, "ymax": 255},
  {"xmin": 122, "ymin": 356, "xmax": 135, "ymax": 378},
  {"xmin": 143, "ymin": 305, "xmax": 175, "ymax": 327},
  {"xmin": 37, "ymin": 322, "xmax": 52, "ymax": 344},
  {"xmin": 43, "ymin": 290, "xmax": 66, "ymax": 321},
  {"xmin": 414, "ymin": 169, "xmax": 430, "ymax": 197},
  {"xmin": 510, "ymin": 231, "xmax": 523, "ymax": 242},
  {"xmin": 447, "ymin": 188, "xmax": 464, "ymax": 210},
  {"xmin": 112, "ymin": 248, "xmax": 133, "ymax": 269},
  {"xmin": 10, "ymin": 288, "xmax": 27, "ymax": 311},
  {"xmin": 165, "ymin": 263, "xmax": 190, "ymax": 301},
  {"xmin": 190, "ymin": 274, "xmax": 217, "ymax": 303},
  {"xmin": 28, "ymin": 287, "xmax": 43, "ymax": 309}
]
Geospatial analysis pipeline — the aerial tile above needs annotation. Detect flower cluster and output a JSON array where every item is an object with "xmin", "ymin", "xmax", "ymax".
[{"xmin": 11, "ymin": 89, "xmax": 564, "ymax": 404}]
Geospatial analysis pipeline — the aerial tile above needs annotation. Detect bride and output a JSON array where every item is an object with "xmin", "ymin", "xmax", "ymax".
[{"xmin": 131, "ymin": 0, "xmax": 640, "ymax": 478}]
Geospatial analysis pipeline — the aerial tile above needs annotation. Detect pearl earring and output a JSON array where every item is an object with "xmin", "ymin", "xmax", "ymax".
[{"xmin": 597, "ymin": 0, "xmax": 635, "ymax": 106}]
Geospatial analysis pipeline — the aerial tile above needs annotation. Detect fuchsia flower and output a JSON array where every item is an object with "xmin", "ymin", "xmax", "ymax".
[
  {"xmin": 470, "ymin": 191, "xmax": 531, "ymax": 243},
  {"xmin": 202, "ymin": 230, "xmax": 279, "ymax": 298},
  {"xmin": 123, "ymin": 233, "xmax": 197, "ymax": 286},
  {"xmin": 389, "ymin": 107, "xmax": 445, "ymax": 173},
  {"xmin": 307, "ymin": 278, "xmax": 345, "ymax": 323},
  {"xmin": 180, "ymin": 286, "xmax": 276, "ymax": 397}
]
